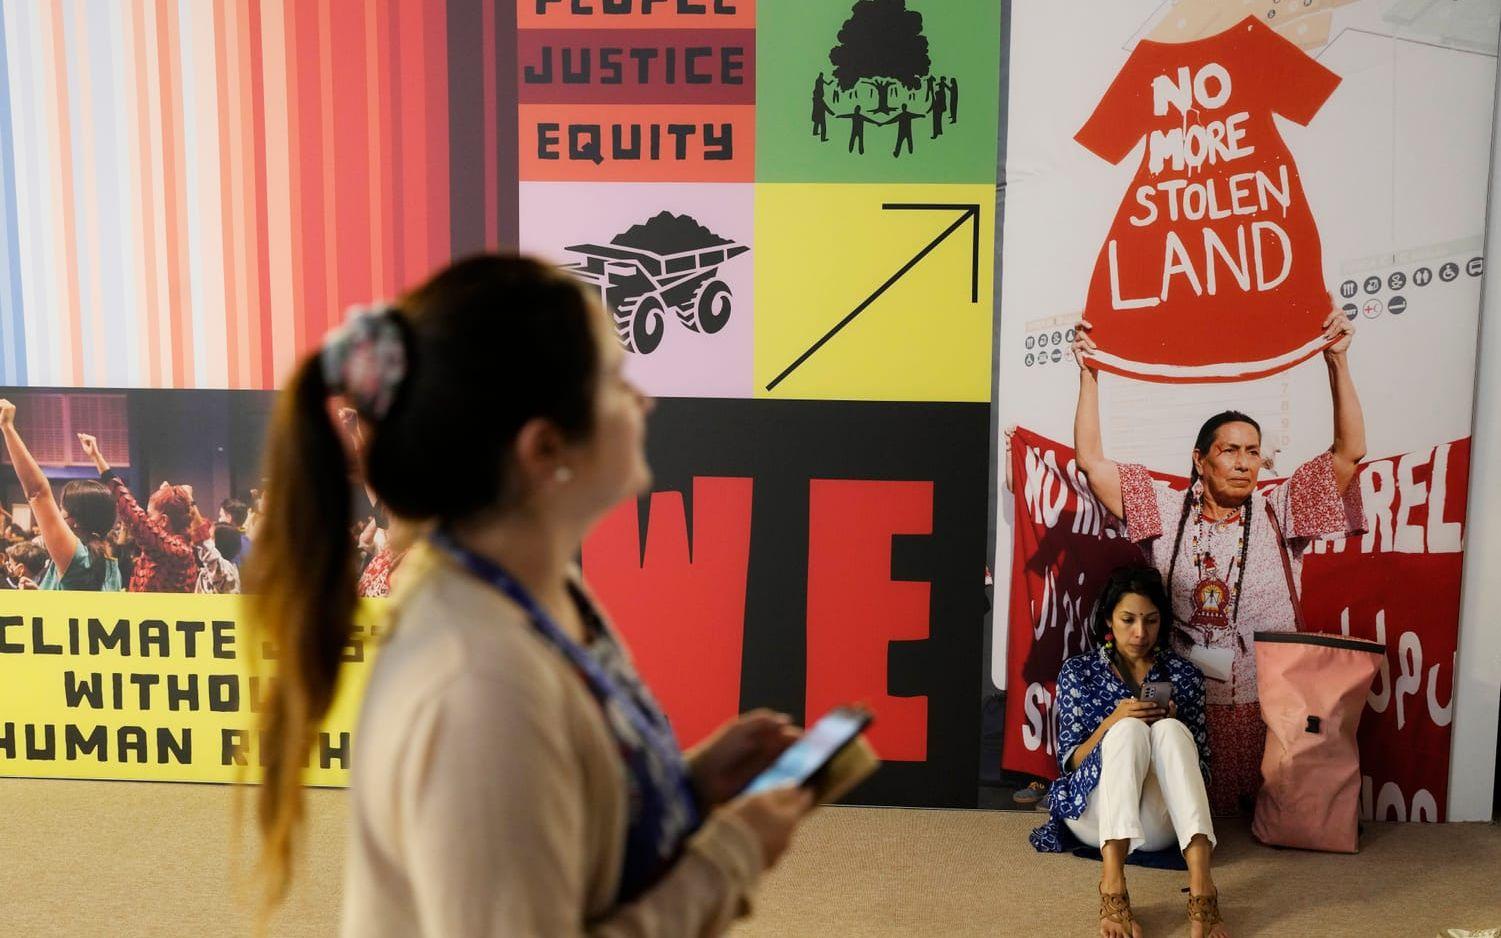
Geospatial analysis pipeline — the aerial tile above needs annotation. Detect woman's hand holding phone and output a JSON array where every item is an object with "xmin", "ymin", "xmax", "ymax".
[
  {"xmin": 703, "ymin": 704, "xmax": 875, "ymax": 869},
  {"xmin": 1103, "ymin": 697, "xmax": 1166, "ymax": 730},
  {"xmin": 688, "ymin": 709, "xmax": 801, "ymax": 809},
  {"xmin": 722, "ymin": 785, "xmax": 815, "ymax": 870}
]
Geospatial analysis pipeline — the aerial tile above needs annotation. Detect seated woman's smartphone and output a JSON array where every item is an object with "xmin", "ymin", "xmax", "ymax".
[{"xmin": 1139, "ymin": 681, "xmax": 1173, "ymax": 706}]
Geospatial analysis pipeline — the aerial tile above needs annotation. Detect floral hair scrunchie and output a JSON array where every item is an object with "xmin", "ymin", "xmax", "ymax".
[{"xmin": 320, "ymin": 304, "xmax": 407, "ymax": 421}]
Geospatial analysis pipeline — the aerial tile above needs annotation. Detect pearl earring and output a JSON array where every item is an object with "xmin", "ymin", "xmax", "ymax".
[{"xmin": 554, "ymin": 466, "xmax": 573, "ymax": 484}]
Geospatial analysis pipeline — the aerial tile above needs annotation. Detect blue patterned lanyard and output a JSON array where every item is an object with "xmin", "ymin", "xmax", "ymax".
[{"xmin": 428, "ymin": 530, "xmax": 699, "ymax": 902}]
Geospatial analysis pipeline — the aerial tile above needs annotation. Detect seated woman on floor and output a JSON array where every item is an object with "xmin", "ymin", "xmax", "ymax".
[{"xmin": 1030, "ymin": 564, "xmax": 1229, "ymax": 938}]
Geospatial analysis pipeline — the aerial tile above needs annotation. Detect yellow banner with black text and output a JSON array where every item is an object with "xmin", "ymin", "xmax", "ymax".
[{"xmin": 0, "ymin": 592, "xmax": 380, "ymax": 787}]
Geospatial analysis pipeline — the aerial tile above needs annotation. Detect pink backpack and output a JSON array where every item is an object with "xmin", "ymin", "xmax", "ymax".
[
  {"xmin": 1253, "ymin": 631, "xmax": 1384, "ymax": 852},
  {"xmin": 1252, "ymin": 504, "xmax": 1384, "ymax": 853}
]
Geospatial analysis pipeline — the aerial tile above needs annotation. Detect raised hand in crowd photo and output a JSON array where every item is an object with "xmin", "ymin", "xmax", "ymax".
[
  {"xmin": 78, "ymin": 431, "xmax": 199, "ymax": 594},
  {"xmin": 0, "ymin": 400, "xmax": 121, "ymax": 591}
]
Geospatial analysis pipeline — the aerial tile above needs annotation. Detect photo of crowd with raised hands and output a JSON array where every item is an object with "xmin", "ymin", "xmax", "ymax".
[{"xmin": 0, "ymin": 390, "xmax": 405, "ymax": 600}]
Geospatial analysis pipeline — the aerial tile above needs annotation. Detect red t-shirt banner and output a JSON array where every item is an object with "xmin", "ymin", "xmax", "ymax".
[
  {"xmin": 1075, "ymin": 17, "xmax": 1341, "ymax": 382},
  {"xmin": 1002, "ymin": 429, "xmax": 1146, "ymax": 772},
  {"xmin": 1004, "ymin": 428, "xmax": 1470, "ymax": 821}
]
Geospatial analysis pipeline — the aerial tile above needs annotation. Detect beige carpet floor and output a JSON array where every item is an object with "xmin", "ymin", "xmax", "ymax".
[{"xmin": 0, "ymin": 777, "xmax": 1496, "ymax": 937}]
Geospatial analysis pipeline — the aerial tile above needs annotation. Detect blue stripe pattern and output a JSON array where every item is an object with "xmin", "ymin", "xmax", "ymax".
[{"xmin": 0, "ymin": 4, "xmax": 28, "ymax": 385}]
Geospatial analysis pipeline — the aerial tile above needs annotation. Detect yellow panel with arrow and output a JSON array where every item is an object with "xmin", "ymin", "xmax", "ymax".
[{"xmin": 754, "ymin": 184, "xmax": 994, "ymax": 402}]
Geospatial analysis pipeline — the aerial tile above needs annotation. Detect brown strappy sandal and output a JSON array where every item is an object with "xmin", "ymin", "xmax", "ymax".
[
  {"xmin": 1187, "ymin": 891, "xmax": 1225, "ymax": 934},
  {"xmin": 1099, "ymin": 885, "xmax": 1136, "ymax": 935}
]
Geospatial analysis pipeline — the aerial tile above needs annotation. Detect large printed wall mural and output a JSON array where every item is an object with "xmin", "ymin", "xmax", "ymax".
[
  {"xmin": 0, "ymin": 0, "xmax": 1000, "ymax": 810},
  {"xmin": 992, "ymin": 0, "xmax": 1499, "ymax": 821}
]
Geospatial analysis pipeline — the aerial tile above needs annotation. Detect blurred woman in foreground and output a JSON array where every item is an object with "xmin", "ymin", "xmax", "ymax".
[{"xmin": 249, "ymin": 255, "xmax": 811, "ymax": 936}]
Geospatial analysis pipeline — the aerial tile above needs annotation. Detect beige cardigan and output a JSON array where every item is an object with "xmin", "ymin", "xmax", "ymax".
[{"xmin": 341, "ymin": 545, "xmax": 765, "ymax": 937}]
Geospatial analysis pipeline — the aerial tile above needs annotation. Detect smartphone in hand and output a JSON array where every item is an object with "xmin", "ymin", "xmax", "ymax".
[
  {"xmin": 741, "ymin": 706, "xmax": 874, "ymax": 797},
  {"xmin": 1139, "ymin": 681, "xmax": 1173, "ymax": 708}
]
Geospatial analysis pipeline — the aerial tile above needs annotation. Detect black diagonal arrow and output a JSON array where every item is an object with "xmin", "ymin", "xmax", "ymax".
[{"xmin": 765, "ymin": 202, "xmax": 981, "ymax": 393}]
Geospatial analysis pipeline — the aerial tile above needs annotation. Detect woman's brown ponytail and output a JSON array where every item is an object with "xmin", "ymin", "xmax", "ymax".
[{"xmin": 242, "ymin": 355, "xmax": 358, "ymax": 909}]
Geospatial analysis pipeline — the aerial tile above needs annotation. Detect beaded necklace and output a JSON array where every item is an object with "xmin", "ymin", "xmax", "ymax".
[{"xmin": 1187, "ymin": 500, "xmax": 1244, "ymax": 637}]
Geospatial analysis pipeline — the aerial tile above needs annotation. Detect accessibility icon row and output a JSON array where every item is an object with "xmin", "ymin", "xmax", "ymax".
[{"xmin": 1338, "ymin": 257, "xmax": 1483, "ymax": 300}]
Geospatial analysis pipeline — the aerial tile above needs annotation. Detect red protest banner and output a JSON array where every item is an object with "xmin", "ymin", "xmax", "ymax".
[
  {"xmin": 1300, "ymin": 438, "xmax": 1470, "ymax": 821},
  {"xmin": 1002, "ymin": 428, "xmax": 1144, "ymax": 779},
  {"xmin": 1002, "ymin": 430, "xmax": 1468, "ymax": 820}
]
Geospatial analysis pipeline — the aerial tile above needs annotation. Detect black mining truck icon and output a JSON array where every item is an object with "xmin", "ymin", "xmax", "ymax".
[{"xmin": 563, "ymin": 211, "xmax": 749, "ymax": 354}]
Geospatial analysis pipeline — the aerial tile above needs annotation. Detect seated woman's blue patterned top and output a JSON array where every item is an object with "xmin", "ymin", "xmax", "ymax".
[{"xmin": 1030, "ymin": 646, "xmax": 1211, "ymax": 853}]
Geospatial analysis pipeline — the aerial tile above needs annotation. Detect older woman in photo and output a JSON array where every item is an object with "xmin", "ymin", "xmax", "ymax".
[{"xmin": 1071, "ymin": 313, "xmax": 1365, "ymax": 815}]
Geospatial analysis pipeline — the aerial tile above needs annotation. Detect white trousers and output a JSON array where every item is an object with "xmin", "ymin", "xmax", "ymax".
[{"xmin": 1064, "ymin": 717, "xmax": 1217, "ymax": 854}]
